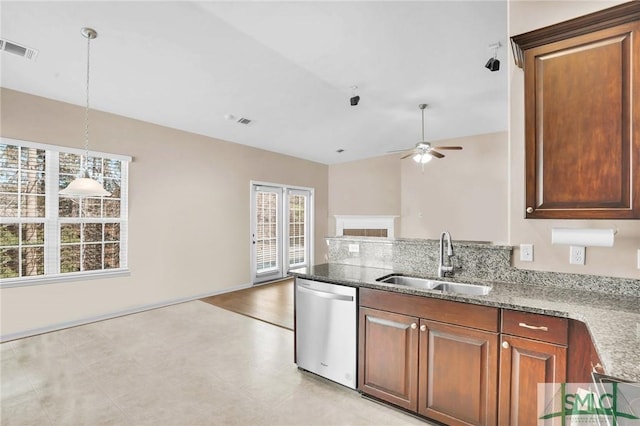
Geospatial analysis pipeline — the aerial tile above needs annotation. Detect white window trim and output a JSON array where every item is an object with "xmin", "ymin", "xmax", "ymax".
[
  {"xmin": 0, "ymin": 137, "xmax": 131, "ymax": 288},
  {"xmin": 334, "ymin": 215, "xmax": 398, "ymax": 238}
]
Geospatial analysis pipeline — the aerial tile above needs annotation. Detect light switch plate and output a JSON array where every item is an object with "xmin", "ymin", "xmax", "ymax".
[{"xmin": 520, "ymin": 244, "xmax": 533, "ymax": 262}]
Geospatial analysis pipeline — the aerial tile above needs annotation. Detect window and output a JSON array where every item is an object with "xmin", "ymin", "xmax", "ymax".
[{"xmin": 0, "ymin": 138, "xmax": 130, "ymax": 285}]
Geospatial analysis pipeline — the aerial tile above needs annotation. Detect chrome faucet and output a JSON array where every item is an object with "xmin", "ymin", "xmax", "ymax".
[{"xmin": 438, "ymin": 231, "xmax": 455, "ymax": 278}]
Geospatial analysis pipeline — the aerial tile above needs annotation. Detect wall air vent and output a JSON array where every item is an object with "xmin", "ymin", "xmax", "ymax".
[
  {"xmin": 237, "ymin": 117, "xmax": 252, "ymax": 125},
  {"xmin": 0, "ymin": 39, "xmax": 39, "ymax": 60}
]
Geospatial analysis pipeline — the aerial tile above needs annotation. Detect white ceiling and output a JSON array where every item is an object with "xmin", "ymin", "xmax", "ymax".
[{"xmin": 1, "ymin": 1, "xmax": 508, "ymax": 165}]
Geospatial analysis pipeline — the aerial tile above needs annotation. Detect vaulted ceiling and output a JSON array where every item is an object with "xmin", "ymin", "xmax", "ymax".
[{"xmin": 1, "ymin": 1, "xmax": 508, "ymax": 164}]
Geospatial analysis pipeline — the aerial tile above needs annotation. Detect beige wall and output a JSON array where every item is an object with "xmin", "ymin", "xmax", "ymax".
[
  {"xmin": 0, "ymin": 88, "xmax": 328, "ymax": 337},
  {"xmin": 400, "ymin": 132, "xmax": 508, "ymax": 242},
  {"xmin": 509, "ymin": 1, "xmax": 639, "ymax": 279},
  {"xmin": 328, "ymin": 132, "xmax": 509, "ymax": 242},
  {"xmin": 328, "ymin": 154, "xmax": 401, "ymax": 235}
]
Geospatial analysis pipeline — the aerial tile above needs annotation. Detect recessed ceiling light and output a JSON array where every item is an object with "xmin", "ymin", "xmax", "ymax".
[{"xmin": 224, "ymin": 114, "xmax": 236, "ymax": 121}]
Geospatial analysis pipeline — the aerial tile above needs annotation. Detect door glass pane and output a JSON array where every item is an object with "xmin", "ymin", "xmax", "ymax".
[
  {"xmin": 288, "ymin": 194, "xmax": 306, "ymax": 266},
  {"xmin": 256, "ymin": 191, "xmax": 279, "ymax": 273}
]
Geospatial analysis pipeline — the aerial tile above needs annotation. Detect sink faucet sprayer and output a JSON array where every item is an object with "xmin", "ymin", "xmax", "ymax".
[{"xmin": 438, "ymin": 231, "xmax": 455, "ymax": 278}]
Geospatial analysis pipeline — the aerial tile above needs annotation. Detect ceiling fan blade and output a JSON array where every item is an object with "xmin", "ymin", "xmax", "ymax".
[
  {"xmin": 400, "ymin": 152, "xmax": 415, "ymax": 160},
  {"xmin": 433, "ymin": 146, "xmax": 463, "ymax": 150},
  {"xmin": 429, "ymin": 150, "xmax": 445, "ymax": 159},
  {"xmin": 387, "ymin": 147, "xmax": 415, "ymax": 153}
]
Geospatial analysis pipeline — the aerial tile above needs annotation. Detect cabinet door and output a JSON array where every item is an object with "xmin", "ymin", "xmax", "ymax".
[
  {"xmin": 418, "ymin": 320, "xmax": 499, "ymax": 426},
  {"xmin": 358, "ymin": 307, "xmax": 419, "ymax": 411},
  {"xmin": 499, "ymin": 335, "xmax": 567, "ymax": 426},
  {"xmin": 522, "ymin": 21, "xmax": 640, "ymax": 219}
]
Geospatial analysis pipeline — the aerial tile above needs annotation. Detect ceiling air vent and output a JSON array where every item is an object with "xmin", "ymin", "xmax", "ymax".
[
  {"xmin": 0, "ymin": 39, "xmax": 39, "ymax": 60},
  {"xmin": 237, "ymin": 117, "xmax": 252, "ymax": 125}
]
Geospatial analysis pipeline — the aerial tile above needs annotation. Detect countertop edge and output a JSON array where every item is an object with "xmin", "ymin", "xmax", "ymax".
[{"xmin": 290, "ymin": 265, "xmax": 640, "ymax": 382}]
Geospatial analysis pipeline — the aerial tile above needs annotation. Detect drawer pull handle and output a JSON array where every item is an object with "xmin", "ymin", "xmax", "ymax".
[{"xmin": 519, "ymin": 322, "xmax": 548, "ymax": 332}]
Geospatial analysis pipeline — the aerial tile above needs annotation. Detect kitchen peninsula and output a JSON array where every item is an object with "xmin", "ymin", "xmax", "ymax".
[{"xmin": 291, "ymin": 237, "xmax": 640, "ymax": 425}]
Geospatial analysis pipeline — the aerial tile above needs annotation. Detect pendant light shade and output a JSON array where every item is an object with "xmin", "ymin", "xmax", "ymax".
[
  {"xmin": 59, "ymin": 27, "xmax": 111, "ymax": 198},
  {"xmin": 59, "ymin": 174, "xmax": 111, "ymax": 197}
]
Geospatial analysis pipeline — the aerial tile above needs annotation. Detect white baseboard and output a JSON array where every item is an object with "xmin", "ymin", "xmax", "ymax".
[{"xmin": 0, "ymin": 282, "xmax": 252, "ymax": 343}]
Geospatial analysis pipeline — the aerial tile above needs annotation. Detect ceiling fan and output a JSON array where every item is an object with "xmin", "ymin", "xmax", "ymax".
[{"xmin": 390, "ymin": 104, "xmax": 463, "ymax": 163}]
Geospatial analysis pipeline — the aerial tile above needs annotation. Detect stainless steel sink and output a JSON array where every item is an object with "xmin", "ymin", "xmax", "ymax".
[
  {"xmin": 376, "ymin": 275, "xmax": 441, "ymax": 289},
  {"xmin": 377, "ymin": 275, "xmax": 492, "ymax": 296},
  {"xmin": 434, "ymin": 282, "xmax": 492, "ymax": 296}
]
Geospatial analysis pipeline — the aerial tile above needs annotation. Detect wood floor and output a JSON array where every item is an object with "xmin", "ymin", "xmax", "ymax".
[{"xmin": 201, "ymin": 278, "xmax": 294, "ymax": 330}]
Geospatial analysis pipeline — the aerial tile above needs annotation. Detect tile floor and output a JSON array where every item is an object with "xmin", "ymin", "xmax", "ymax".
[{"xmin": 1, "ymin": 301, "xmax": 431, "ymax": 425}]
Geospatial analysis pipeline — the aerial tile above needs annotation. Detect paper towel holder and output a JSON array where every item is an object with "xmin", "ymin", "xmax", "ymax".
[
  {"xmin": 551, "ymin": 228, "xmax": 616, "ymax": 265},
  {"xmin": 551, "ymin": 228, "xmax": 617, "ymax": 247}
]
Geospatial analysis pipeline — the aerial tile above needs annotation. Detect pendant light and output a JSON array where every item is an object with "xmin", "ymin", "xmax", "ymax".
[{"xmin": 59, "ymin": 27, "xmax": 110, "ymax": 197}]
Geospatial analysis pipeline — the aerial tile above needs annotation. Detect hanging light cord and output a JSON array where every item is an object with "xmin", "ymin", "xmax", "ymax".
[
  {"xmin": 83, "ymin": 31, "xmax": 91, "ymax": 175},
  {"xmin": 421, "ymin": 107, "xmax": 425, "ymax": 141}
]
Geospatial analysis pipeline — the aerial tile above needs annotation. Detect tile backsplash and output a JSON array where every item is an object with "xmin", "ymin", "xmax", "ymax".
[{"xmin": 326, "ymin": 236, "xmax": 640, "ymax": 297}]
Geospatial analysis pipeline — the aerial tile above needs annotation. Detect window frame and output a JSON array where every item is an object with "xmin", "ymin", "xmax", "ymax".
[{"xmin": 0, "ymin": 137, "xmax": 131, "ymax": 288}]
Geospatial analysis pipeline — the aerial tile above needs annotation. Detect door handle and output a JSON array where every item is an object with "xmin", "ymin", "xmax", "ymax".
[
  {"xmin": 297, "ymin": 285, "xmax": 354, "ymax": 302},
  {"xmin": 518, "ymin": 322, "xmax": 548, "ymax": 332}
]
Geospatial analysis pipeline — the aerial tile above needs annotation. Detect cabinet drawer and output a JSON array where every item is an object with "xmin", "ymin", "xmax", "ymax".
[
  {"xmin": 360, "ymin": 288, "xmax": 499, "ymax": 332},
  {"xmin": 502, "ymin": 310, "xmax": 568, "ymax": 345}
]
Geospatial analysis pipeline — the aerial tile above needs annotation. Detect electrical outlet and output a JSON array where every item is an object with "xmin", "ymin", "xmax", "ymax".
[
  {"xmin": 520, "ymin": 244, "xmax": 533, "ymax": 262},
  {"xmin": 348, "ymin": 244, "xmax": 359, "ymax": 253},
  {"xmin": 570, "ymin": 246, "xmax": 585, "ymax": 265}
]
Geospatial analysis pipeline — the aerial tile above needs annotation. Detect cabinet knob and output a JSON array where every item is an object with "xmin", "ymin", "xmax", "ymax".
[
  {"xmin": 526, "ymin": 207, "xmax": 534, "ymax": 214},
  {"xmin": 502, "ymin": 341, "xmax": 510, "ymax": 349},
  {"xmin": 411, "ymin": 323, "xmax": 417, "ymax": 330},
  {"xmin": 420, "ymin": 325, "xmax": 427, "ymax": 332}
]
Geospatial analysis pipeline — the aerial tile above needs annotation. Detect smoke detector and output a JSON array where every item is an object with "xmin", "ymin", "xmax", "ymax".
[{"xmin": 0, "ymin": 39, "xmax": 38, "ymax": 60}]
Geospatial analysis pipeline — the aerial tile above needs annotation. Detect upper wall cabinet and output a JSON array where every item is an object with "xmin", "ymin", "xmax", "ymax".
[{"xmin": 511, "ymin": 2, "xmax": 640, "ymax": 219}]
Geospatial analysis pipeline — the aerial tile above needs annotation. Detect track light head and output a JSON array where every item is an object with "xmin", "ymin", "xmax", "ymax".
[
  {"xmin": 485, "ymin": 42, "xmax": 501, "ymax": 72},
  {"xmin": 485, "ymin": 57, "xmax": 500, "ymax": 72},
  {"xmin": 349, "ymin": 85, "xmax": 360, "ymax": 106}
]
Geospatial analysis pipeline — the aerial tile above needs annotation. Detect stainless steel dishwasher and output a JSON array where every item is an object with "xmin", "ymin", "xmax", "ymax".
[{"xmin": 295, "ymin": 278, "xmax": 357, "ymax": 389}]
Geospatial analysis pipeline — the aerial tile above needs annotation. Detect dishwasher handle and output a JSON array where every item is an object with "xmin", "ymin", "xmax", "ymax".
[{"xmin": 297, "ymin": 284, "xmax": 354, "ymax": 302}]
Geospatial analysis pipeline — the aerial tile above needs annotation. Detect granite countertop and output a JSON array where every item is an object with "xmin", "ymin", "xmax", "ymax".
[{"xmin": 290, "ymin": 263, "xmax": 640, "ymax": 382}]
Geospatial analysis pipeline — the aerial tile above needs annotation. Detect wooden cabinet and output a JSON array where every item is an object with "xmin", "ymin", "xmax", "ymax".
[
  {"xmin": 567, "ymin": 319, "xmax": 603, "ymax": 383},
  {"xmin": 511, "ymin": 2, "xmax": 640, "ymax": 219},
  {"xmin": 499, "ymin": 310, "xmax": 568, "ymax": 426},
  {"xmin": 359, "ymin": 307, "xmax": 419, "ymax": 411},
  {"xmin": 358, "ymin": 289, "xmax": 605, "ymax": 425},
  {"xmin": 418, "ymin": 320, "xmax": 498, "ymax": 425},
  {"xmin": 359, "ymin": 288, "xmax": 499, "ymax": 425}
]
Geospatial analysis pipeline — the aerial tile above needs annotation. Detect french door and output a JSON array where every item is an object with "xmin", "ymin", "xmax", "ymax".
[{"xmin": 251, "ymin": 183, "xmax": 312, "ymax": 284}]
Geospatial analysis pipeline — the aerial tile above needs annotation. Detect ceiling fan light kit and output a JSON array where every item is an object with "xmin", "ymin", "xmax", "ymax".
[
  {"xmin": 59, "ymin": 27, "xmax": 111, "ymax": 198},
  {"xmin": 413, "ymin": 152, "xmax": 432, "ymax": 164}
]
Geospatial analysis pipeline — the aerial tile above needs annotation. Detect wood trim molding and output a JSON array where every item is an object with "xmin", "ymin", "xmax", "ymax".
[{"xmin": 511, "ymin": 1, "xmax": 640, "ymax": 69}]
